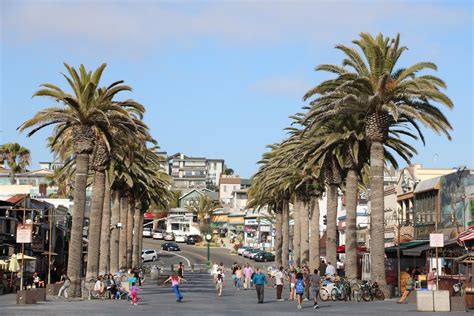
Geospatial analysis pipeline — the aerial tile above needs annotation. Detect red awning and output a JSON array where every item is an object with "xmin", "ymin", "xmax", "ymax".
[
  {"xmin": 336, "ymin": 245, "xmax": 367, "ymax": 253},
  {"xmin": 458, "ymin": 228, "xmax": 474, "ymax": 243},
  {"xmin": 143, "ymin": 212, "xmax": 154, "ymax": 220}
]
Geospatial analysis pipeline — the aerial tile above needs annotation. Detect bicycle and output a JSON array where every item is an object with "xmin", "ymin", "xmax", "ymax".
[
  {"xmin": 319, "ymin": 278, "xmax": 334, "ymax": 301},
  {"xmin": 360, "ymin": 280, "xmax": 385, "ymax": 301},
  {"xmin": 331, "ymin": 278, "xmax": 349, "ymax": 301}
]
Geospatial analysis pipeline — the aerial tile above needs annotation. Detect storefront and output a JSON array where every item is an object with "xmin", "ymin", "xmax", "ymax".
[
  {"xmin": 244, "ymin": 215, "xmax": 272, "ymax": 249},
  {"xmin": 227, "ymin": 213, "xmax": 244, "ymax": 239},
  {"xmin": 211, "ymin": 210, "xmax": 229, "ymax": 237}
]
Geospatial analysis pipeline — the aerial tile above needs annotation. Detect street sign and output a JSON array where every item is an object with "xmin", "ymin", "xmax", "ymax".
[
  {"xmin": 430, "ymin": 233, "xmax": 444, "ymax": 247},
  {"xmin": 16, "ymin": 224, "xmax": 33, "ymax": 243}
]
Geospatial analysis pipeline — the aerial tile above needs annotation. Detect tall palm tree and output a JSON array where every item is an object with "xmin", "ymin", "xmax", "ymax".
[
  {"xmin": 18, "ymin": 63, "xmax": 111, "ymax": 296},
  {"xmin": 292, "ymin": 197, "xmax": 301, "ymax": 267},
  {"xmin": 0, "ymin": 143, "xmax": 31, "ymax": 184},
  {"xmin": 303, "ymin": 33, "xmax": 453, "ymax": 287}
]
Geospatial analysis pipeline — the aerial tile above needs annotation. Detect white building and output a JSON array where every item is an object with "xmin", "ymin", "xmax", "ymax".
[
  {"xmin": 166, "ymin": 208, "xmax": 201, "ymax": 236},
  {"xmin": 167, "ymin": 153, "xmax": 224, "ymax": 189},
  {"xmin": 219, "ymin": 175, "xmax": 241, "ymax": 205}
]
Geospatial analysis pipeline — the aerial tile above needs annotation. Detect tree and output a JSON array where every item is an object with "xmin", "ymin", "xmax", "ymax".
[
  {"xmin": 19, "ymin": 63, "xmax": 110, "ymax": 296},
  {"xmin": 224, "ymin": 167, "xmax": 234, "ymax": 175},
  {"xmin": 303, "ymin": 33, "xmax": 452, "ymax": 288},
  {"xmin": 186, "ymin": 194, "xmax": 221, "ymax": 232},
  {"xmin": 0, "ymin": 143, "xmax": 31, "ymax": 184}
]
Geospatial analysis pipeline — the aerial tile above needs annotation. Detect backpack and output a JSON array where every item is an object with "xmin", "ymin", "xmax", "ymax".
[{"xmin": 295, "ymin": 279, "xmax": 305, "ymax": 294}]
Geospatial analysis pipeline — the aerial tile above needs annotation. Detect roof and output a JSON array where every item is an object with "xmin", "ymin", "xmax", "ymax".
[
  {"xmin": 403, "ymin": 238, "xmax": 458, "ymax": 256},
  {"xmin": 232, "ymin": 188, "xmax": 248, "ymax": 194},
  {"xmin": 6, "ymin": 194, "xmax": 28, "ymax": 205},
  {"xmin": 220, "ymin": 177, "xmax": 241, "ymax": 185},
  {"xmin": 240, "ymin": 179, "xmax": 251, "ymax": 186},
  {"xmin": 385, "ymin": 240, "xmax": 429, "ymax": 254},
  {"xmin": 414, "ymin": 176, "xmax": 441, "ymax": 194}
]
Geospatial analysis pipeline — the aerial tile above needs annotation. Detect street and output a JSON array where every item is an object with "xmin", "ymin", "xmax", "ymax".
[{"xmin": 142, "ymin": 238, "xmax": 273, "ymax": 270}]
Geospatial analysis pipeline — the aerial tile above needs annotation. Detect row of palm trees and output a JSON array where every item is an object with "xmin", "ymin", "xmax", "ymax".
[
  {"xmin": 248, "ymin": 32, "xmax": 453, "ymax": 291},
  {"xmin": 18, "ymin": 64, "xmax": 172, "ymax": 297}
]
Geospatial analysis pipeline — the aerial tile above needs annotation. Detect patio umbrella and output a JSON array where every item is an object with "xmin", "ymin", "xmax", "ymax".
[
  {"xmin": 13, "ymin": 253, "xmax": 36, "ymax": 261},
  {"xmin": 0, "ymin": 260, "xmax": 8, "ymax": 270},
  {"xmin": 8, "ymin": 255, "xmax": 20, "ymax": 272}
]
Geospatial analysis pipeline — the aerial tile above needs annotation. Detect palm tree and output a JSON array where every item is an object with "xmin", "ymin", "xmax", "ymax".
[
  {"xmin": 303, "ymin": 33, "xmax": 453, "ymax": 287},
  {"xmin": 0, "ymin": 143, "xmax": 31, "ymax": 184},
  {"xmin": 186, "ymin": 194, "xmax": 221, "ymax": 233},
  {"xmin": 18, "ymin": 63, "xmax": 110, "ymax": 296}
]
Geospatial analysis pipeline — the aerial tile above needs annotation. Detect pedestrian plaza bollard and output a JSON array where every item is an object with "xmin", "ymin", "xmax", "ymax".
[
  {"xmin": 150, "ymin": 266, "xmax": 159, "ymax": 280},
  {"xmin": 205, "ymin": 233, "xmax": 212, "ymax": 269}
]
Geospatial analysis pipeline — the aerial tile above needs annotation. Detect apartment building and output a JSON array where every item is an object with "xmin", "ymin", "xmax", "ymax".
[{"xmin": 167, "ymin": 153, "xmax": 224, "ymax": 189}]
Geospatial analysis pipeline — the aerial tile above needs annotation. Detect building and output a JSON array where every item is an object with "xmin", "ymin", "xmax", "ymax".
[
  {"xmin": 178, "ymin": 188, "xmax": 219, "ymax": 208},
  {"xmin": 219, "ymin": 175, "xmax": 241, "ymax": 205},
  {"xmin": 230, "ymin": 188, "xmax": 248, "ymax": 212},
  {"xmin": 166, "ymin": 208, "xmax": 200, "ymax": 235},
  {"xmin": 167, "ymin": 153, "xmax": 224, "ymax": 189}
]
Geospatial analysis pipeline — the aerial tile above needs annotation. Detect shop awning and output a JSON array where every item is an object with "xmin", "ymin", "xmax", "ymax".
[
  {"xmin": 385, "ymin": 240, "xmax": 429, "ymax": 254},
  {"xmin": 403, "ymin": 238, "xmax": 458, "ymax": 257}
]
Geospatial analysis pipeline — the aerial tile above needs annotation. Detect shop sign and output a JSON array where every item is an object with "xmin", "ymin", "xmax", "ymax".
[
  {"xmin": 430, "ymin": 233, "xmax": 444, "ymax": 247},
  {"xmin": 16, "ymin": 224, "xmax": 33, "ymax": 243}
]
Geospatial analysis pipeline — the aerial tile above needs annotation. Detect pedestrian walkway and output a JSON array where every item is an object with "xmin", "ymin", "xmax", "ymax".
[{"xmin": 0, "ymin": 272, "xmax": 468, "ymax": 315}]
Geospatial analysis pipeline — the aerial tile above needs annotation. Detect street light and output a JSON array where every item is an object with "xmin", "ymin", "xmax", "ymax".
[{"xmin": 205, "ymin": 233, "xmax": 212, "ymax": 269}]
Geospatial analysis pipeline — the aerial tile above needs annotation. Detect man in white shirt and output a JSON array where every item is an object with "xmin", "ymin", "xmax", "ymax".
[
  {"xmin": 274, "ymin": 266, "xmax": 284, "ymax": 301},
  {"xmin": 325, "ymin": 262, "xmax": 336, "ymax": 276}
]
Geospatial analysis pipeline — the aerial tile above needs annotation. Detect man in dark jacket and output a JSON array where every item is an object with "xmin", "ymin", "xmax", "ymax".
[{"xmin": 252, "ymin": 267, "xmax": 267, "ymax": 303}]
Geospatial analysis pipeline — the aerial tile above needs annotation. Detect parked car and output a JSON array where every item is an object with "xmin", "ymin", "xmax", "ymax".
[
  {"xmin": 254, "ymin": 252, "xmax": 275, "ymax": 262},
  {"xmin": 164, "ymin": 232, "xmax": 175, "ymax": 241},
  {"xmin": 187, "ymin": 234, "xmax": 203, "ymax": 243},
  {"xmin": 244, "ymin": 248, "xmax": 260, "ymax": 258},
  {"xmin": 162, "ymin": 242, "xmax": 180, "ymax": 251},
  {"xmin": 142, "ymin": 227, "xmax": 152, "ymax": 238},
  {"xmin": 175, "ymin": 234, "xmax": 187, "ymax": 243},
  {"xmin": 238, "ymin": 246, "xmax": 252, "ymax": 256},
  {"xmin": 248, "ymin": 250, "xmax": 261, "ymax": 260},
  {"xmin": 153, "ymin": 230, "xmax": 164, "ymax": 240},
  {"xmin": 141, "ymin": 249, "xmax": 159, "ymax": 262}
]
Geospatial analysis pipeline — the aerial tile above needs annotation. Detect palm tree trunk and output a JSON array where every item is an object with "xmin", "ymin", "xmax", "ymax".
[
  {"xmin": 119, "ymin": 194, "xmax": 128, "ymax": 270},
  {"xmin": 326, "ymin": 184, "xmax": 338, "ymax": 267},
  {"xmin": 300, "ymin": 201, "xmax": 309, "ymax": 265},
  {"xmin": 275, "ymin": 207, "xmax": 283, "ymax": 268},
  {"xmin": 98, "ymin": 180, "xmax": 111, "ymax": 275},
  {"xmin": 66, "ymin": 153, "xmax": 89, "ymax": 297},
  {"xmin": 370, "ymin": 142, "xmax": 386, "ymax": 287},
  {"xmin": 293, "ymin": 199, "xmax": 301, "ymax": 267},
  {"xmin": 309, "ymin": 195, "xmax": 320, "ymax": 272},
  {"xmin": 132, "ymin": 206, "xmax": 141, "ymax": 268},
  {"xmin": 10, "ymin": 172, "xmax": 16, "ymax": 185},
  {"xmin": 109, "ymin": 190, "xmax": 120, "ymax": 273},
  {"xmin": 282, "ymin": 199, "xmax": 290, "ymax": 268},
  {"xmin": 345, "ymin": 169, "xmax": 358, "ymax": 280},
  {"xmin": 126, "ymin": 197, "xmax": 134, "ymax": 268},
  {"xmin": 138, "ymin": 214, "xmax": 144, "ymax": 265},
  {"xmin": 85, "ymin": 170, "xmax": 105, "ymax": 281}
]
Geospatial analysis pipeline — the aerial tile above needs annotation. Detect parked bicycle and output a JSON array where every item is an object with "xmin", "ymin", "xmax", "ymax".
[
  {"xmin": 360, "ymin": 280, "xmax": 385, "ymax": 301},
  {"xmin": 331, "ymin": 278, "xmax": 349, "ymax": 301}
]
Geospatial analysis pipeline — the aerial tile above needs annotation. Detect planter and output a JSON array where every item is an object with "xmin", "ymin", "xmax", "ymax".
[
  {"xmin": 450, "ymin": 296, "xmax": 467, "ymax": 311},
  {"xmin": 32, "ymin": 288, "xmax": 46, "ymax": 301},
  {"xmin": 416, "ymin": 290, "xmax": 433, "ymax": 311},
  {"xmin": 433, "ymin": 290, "xmax": 450, "ymax": 312},
  {"xmin": 46, "ymin": 282, "xmax": 63, "ymax": 296},
  {"xmin": 16, "ymin": 290, "xmax": 37, "ymax": 304}
]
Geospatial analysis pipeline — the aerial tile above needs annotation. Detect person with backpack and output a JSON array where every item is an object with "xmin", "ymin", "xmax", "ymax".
[
  {"xmin": 214, "ymin": 268, "xmax": 225, "ymax": 296},
  {"xmin": 252, "ymin": 267, "xmax": 267, "ymax": 304},
  {"xmin": 295, "ymin": 272, "xmax": 305, "ymax": 309}
]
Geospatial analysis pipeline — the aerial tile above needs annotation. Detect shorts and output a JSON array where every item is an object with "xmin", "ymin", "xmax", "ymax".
[
  {"xmin": 312, "ymin": 287, "xmax": 320, "ymax": 297},
  {"xmin": 290, "ymin": 283, "xmax": 295, "ymax": 289},
  {"xmin": 216, "ymin": 283, "xmax": 223, "ymax": 291}
]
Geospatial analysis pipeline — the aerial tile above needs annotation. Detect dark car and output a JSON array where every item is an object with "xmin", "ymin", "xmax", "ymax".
[
  {"xmin": 162, "ymin": 242, "xmax": 181, "ymax": 251},
  {"xmin": 254, "ymin": 252, "xmax": 275, "ymax": 262},
  {"xmin": 186, "ymin": 235, "xmax": 203, "ymax": 245}
]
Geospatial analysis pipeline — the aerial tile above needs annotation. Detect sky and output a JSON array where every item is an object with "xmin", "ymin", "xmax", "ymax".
[{"xmin": 0, "ymin": 0, "xmax": 473, "ymax": 178}]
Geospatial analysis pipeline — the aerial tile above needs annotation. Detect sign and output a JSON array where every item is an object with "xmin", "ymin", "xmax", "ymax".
[
  {"xmin": 16, "ymin": 224, "xmax": 33, "ymax": 243},
  {"xmin": 430, "ymin": 233, "xmax": 444, "ymax": 247}
]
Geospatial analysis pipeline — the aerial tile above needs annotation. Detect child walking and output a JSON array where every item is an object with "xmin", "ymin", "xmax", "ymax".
[
  {"xmin": 130, "ymin": 282, "xmax": 141, "ymax": 305},
  {"xmin": 164, "ymin": 272, "xmax": 186, "ymax": 302}
]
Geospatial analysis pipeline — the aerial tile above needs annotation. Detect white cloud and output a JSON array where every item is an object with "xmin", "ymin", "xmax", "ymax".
[{"xmin": 1, "ymin": 0, "xmax": 470, "ymax": 54}]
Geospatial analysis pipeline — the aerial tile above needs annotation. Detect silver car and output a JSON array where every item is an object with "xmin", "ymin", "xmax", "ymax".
[{"xmin": 141, "ymin": 249, "xmax": 159, "ymax": 262}]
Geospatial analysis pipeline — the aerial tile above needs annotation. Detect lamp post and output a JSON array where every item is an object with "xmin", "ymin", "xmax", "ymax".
[{"xmin": 205, "ymin": 233, "xmax": 212, "ymax": 269}]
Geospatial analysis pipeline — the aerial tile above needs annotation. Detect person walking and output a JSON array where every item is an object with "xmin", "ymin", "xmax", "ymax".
[
  {"xmin": 303, "ymin": 267, "xmax": 311, "ymax": 301},
  {"xmin": 288, "ymin": 266, "xmax": 296, "ymax": 301},
  {"xmin": 130, "ymin": 282, "xmax": 141, "ymax": 305},
  {"xmin": 214, "ymin": 268, "xmax": 225, "ymax": 296},
  {"xmin": 427, "ymin": 268, "xmax": 437, "ymax": 290},
  {"xmin": 319, "ymin": 260, "xmax": 327, "ymax": 277},
  {"xmin": 310, "ymin": 269, "xmax": 320, "ymax": 309},
  {"xmin": 164, "ymin": 272, "xmax": 187, "ymax": 302},
  {"xmin": 274, "ymin": 266, "xmax": 284, "ymax": 301},
  {"xmin": 243, "ymin": 263, "xmax": 253, "ymax": 290},
  {"xmin": 398, "ymin": 270, "xmax": 415, "ymax": 304},
  {"xmin": 235, "ymin": 266, "xmax": 243, "ymax": 290},
  {"xmin": 295, "ymin": 272, "xmax": 305, "ymax": 309},
  {"xmin": 178, "ymin": 262, "xmax": 184, "ymax": 278},
  {"xmin": 252, "ymin": 267, "xmax": 267, "ymax": 304},
  {"xmin": 231, "ymin": 262, "xmax": 238, "ymax": 287},
  {"xmin": 57, "ymin": 272, "xmax": 70, "ymax": 299}
]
